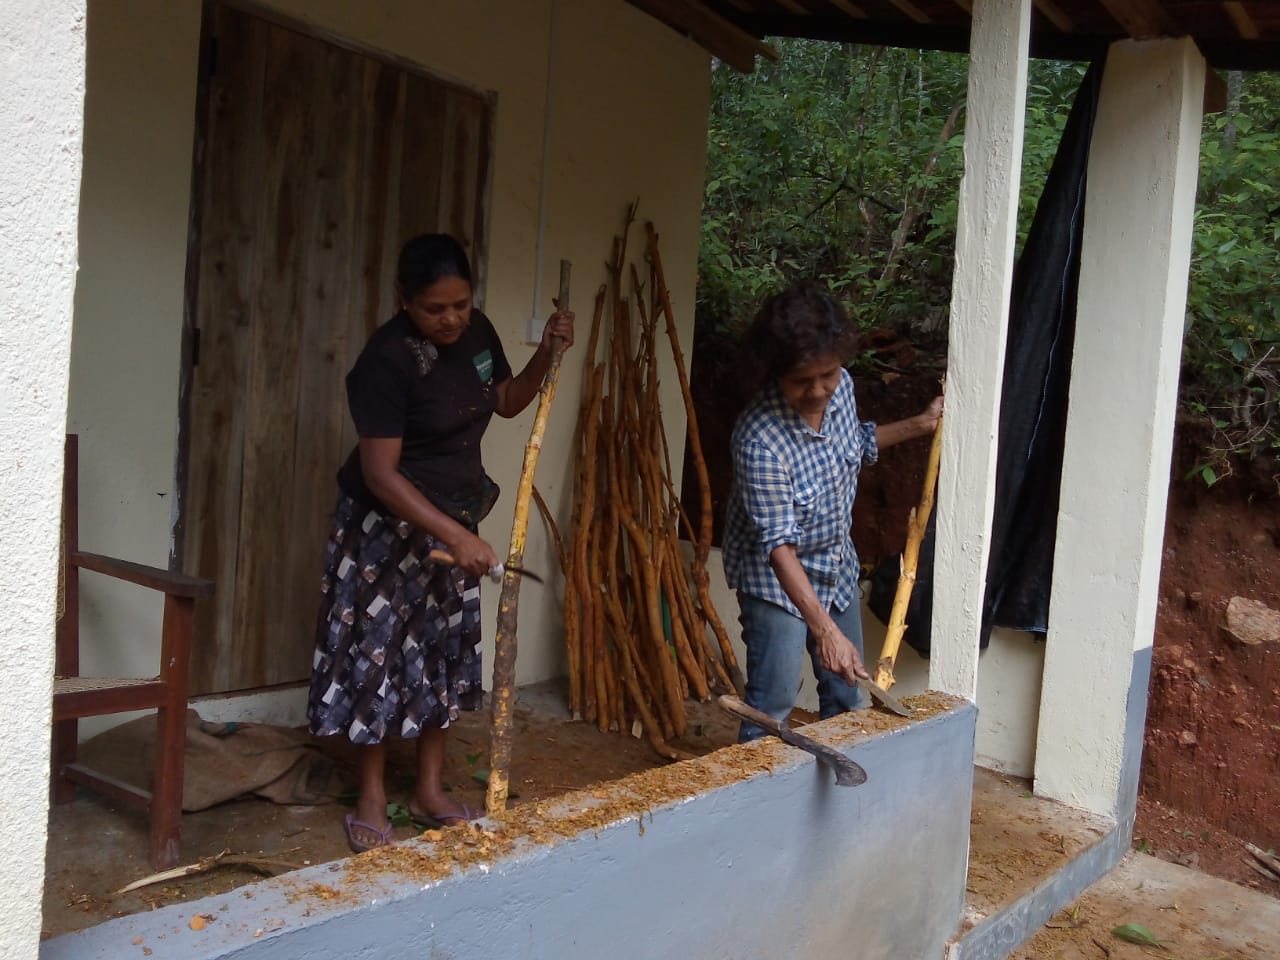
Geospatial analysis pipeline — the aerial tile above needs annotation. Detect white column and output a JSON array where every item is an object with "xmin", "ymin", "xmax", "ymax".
[
  {"xmin": 1035, "ymin": 38, "xmax": 1205, "ymax": 819},
  {"xmin": 929, "ymin": 0, "xmax": 1031, "ymax": 699},
  {"xmin": 0, "ymin": 3, "xmax": 85, "ymax": 958}
]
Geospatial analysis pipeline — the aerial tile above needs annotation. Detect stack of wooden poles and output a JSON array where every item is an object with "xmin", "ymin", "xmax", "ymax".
[{"xmin": 537, "ymin": 211, "xmax": 744, "ymax": 761}]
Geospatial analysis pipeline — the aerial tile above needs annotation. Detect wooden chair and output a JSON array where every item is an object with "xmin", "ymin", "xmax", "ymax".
[{"xmin": 52, "ymin": 434, "xmax": 215, "ymax": 869}]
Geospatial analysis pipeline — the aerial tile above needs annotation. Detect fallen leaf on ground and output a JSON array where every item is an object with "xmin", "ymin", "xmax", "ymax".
[{"xmin": 1111, "ymin": 922, "xmax": 1164, "ymax": 946}]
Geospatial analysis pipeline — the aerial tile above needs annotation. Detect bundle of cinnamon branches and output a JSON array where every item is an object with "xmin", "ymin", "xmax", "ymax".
[{"xmin": 537, "ymin": 209, "xmax": 744, "ymax": 761}]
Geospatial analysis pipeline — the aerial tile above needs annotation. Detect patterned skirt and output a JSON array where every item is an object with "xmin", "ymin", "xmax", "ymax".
[{"xmin": 307, "ymin": 494, "xmax": 483, "ymax": 744}]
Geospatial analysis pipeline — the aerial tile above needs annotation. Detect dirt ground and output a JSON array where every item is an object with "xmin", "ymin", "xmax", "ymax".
[
  {"xmin": 1138, "ymin": 453, "xmax": 1280, "ymax": 890},
  {"xmin": 1012, "ymin": 852, "xmax": 1280, "ymax": 960}
]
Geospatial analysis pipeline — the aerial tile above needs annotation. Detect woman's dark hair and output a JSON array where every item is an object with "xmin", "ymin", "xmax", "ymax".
[
  {"xmin": 744, "ymin": 280, "xmax": 859, "ymax": 386},
  {"xmin": 396, "ymin": 234, "xmax": 473, "ymax": 301}
]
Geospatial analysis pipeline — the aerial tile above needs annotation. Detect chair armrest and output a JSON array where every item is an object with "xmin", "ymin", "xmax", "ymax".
[{"xmin": 71, "ymin": 550, "xmax": 215, "ymax": 599}]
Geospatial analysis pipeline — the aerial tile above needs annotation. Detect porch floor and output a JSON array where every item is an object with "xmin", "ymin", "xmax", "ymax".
[
  {"xmin": 41, "ymin": 681, "xmax": 1276, "ymax": 956},
  {"xmin": 1011, "ymin": 853, "xmax": 1280, "ymax": 959}
]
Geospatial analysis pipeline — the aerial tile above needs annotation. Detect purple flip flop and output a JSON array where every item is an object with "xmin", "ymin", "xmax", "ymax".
[
  {"xmin": 343, "ymin": 813, "xmax": 393, "ymax": 853},
  {"xmin": 411, "ymin": 803, "xmax": 481, "ymax": 829}
]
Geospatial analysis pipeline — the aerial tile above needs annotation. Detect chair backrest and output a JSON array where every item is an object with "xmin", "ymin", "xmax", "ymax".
[{"xmin": 55, "ymin": 435, "xmax": 80, "ymax": 675}]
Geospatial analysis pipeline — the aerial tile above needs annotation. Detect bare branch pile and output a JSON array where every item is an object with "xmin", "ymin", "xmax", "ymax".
[{"xmin": 553, "ymin": 208, "xmax": 744, "ymax": 760}]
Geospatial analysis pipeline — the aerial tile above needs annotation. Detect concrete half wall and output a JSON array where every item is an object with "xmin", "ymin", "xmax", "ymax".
[{"xmin": 43, "ymin": 701, "xmax": 976, "ymax": 960}]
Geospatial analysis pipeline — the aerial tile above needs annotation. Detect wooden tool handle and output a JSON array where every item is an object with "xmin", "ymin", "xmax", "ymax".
[
  {"xmin": 718, "ymin": 695, "xmax": 786, "ymax": 735},
  {"xmin": 488, "ymin": 258, "xmax": 572, "ymax": 816},
  {"xmin": 874, "ymin": 412, "xmax": 943, "ymax": 690},
  {"xmin": 551, "ymin": 260, "xmax": 571, "ymax": 356},
  {"xmin": 428, "ymin": 549, "xmax": 504, "ymax": 584},
  {"xmin": 717, "ymin": 695, "xmax": 867, "ymax": 787}
]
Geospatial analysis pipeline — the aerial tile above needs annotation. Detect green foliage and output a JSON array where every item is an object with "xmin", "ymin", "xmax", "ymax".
[
  {"xmin": 1182, "ymin": 72, "xmax": 1280, "ymax": 478},
  {"xmin": 385, "ymin": 802, "xmax": 415, "ymax": 827},
  {"xmin": 698, "ymin": 41, "xmax": 1082, "ymax": 347},
  {"xmin": 700, "ymin": 41, "xmax": 966, "ymax": 342},
  {"xmin": 698, "ymin": 44, "xmax": 1280, "ymax": 479}
]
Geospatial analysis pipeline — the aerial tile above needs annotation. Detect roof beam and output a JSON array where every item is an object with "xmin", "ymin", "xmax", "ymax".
[
  {"xmin": 1096, "ymin": 0, "xmax": 1177, "ymax": 40},
  {"xmin": 1032, "ymin": 0, "xmax": 1074, "ymax": 33},
  {"xmin": 829, "ymin": 0, "xmax": 869, "ymax": 19},
  {"xmin": 1224, "ymin": 1, "xmax": 1260, "ymax": 40},
  {"xmin": 889, "ymin": 0, "xmax": 931, "ymax": 24},
  {"xmin": 727, "ymin": 9, "xmax": 1280, "ymax": 71},
  {"xmin": 625, "ymin": 0, "xmax": 778, "ymax": 72}
]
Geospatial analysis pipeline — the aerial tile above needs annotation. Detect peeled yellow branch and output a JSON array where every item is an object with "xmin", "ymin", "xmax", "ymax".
[
  {"xmin": 487, "ymin": 261, "xmax": 571, "ymax": 816},
  {"xmin": 874, "ymin": 415, "xmax": 944, "ymax": 691}
]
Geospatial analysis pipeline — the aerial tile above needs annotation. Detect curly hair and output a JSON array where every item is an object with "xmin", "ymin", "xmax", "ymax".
[{"xmin": 743, "ymin": 281, "xmax": 859, "ymax": 387}]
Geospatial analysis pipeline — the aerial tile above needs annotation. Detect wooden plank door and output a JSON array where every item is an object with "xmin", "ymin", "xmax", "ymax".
[{"xmin": 183, "ymin": 4, "xmax": 492, "ymax": 695}]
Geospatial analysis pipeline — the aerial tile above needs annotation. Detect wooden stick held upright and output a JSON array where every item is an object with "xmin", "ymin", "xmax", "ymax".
[
  {"xmin": 874, "ymin": 414, "xmax": 943, "ymax": 690},
  {"xmin": 486, "ymin": 261, "xmax": 571, "ymax": 816}
]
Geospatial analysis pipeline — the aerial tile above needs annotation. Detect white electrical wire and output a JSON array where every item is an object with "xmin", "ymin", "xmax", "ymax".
[{"xmin": 528, "ymin": 0, "xmax": 560, "ymax": 344}]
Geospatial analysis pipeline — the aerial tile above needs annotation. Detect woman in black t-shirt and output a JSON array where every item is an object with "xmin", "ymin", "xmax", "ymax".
[{"xmin": 308, "ymin": 234, "xmax": 573, "ymax": 852}]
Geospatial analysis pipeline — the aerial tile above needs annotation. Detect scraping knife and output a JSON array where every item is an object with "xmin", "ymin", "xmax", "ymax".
[
  {"xmin": 718, "ymin": 696, "xmax": 867, "ymax": 787},
  {"xmin": 858, "ymin": 677, "xmax": 913, "ymax": 717},
  {"xmin": 426, "ymin": 548, "xmax": 545, "ymax": 585}
]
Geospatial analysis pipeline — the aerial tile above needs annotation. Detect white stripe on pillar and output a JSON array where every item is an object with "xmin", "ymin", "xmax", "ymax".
[
  {"xmin": 929, "ymin": 0, "xmax": 1031, "ymax": 700},
  {"xmin": 1035, "ymin": 38, "xmax": 1206, "ymax": 819}
]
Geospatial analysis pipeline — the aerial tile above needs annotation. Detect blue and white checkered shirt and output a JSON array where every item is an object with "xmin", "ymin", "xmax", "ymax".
[{"xmin": 722, "ymin": 368, "xmax": 878, "ymax": 618}]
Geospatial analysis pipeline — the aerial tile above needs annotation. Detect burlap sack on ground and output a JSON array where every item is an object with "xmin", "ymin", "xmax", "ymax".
[{"xmin": 77, "ymin": 711, "xmax": 353, "ymax": 811}]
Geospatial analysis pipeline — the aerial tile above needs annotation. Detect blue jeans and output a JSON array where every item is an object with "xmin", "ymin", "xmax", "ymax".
[{"xmin": 737, "ymin": 592, "xmax": 868, "ymax": 743}]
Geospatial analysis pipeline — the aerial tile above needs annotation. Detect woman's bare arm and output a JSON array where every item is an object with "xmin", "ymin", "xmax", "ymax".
[
  {"xmin": 494, "ymin": 310, "xmax": 575, "ymax": 418},
  {"xmin": 769, "ymin": 544, "xmax": 869, "ymax": 685},
  {"xmin": 875, "ymin": 395, "xmax": 943, "ymax": 451}
]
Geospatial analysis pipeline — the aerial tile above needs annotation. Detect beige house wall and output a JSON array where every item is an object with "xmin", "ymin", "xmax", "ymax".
[{"xmin": 67, "ymin": 0, "xmax": 710, "ymax": 726}]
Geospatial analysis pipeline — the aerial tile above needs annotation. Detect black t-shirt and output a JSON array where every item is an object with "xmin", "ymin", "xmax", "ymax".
[{"xmin": 337, "ymin": 309, "xmax": 513, "ymax": 513}]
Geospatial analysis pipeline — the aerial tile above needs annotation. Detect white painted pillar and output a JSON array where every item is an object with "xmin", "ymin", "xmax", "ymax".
[
  {"xmin": 0, "ymin": 4, "xmax": 84, "ymax": 958},
  {"xmin": 929, "ymin": 0, "xmax": 1031, "ymax": 699},
  {"xmin": 1034, "ymin": 39, "xmax": 1205, "ymax": 820}
]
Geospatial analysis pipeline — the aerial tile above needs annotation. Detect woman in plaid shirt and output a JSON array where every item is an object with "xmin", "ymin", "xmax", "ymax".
[{"xmin": 723, "ymin": 282, "xmax": 942, "ymax": 741}]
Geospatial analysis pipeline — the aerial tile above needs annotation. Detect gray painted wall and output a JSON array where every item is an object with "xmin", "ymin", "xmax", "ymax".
[{"xmin": 43, "ymin": 703, "xmax": 976, "ymax": 960}]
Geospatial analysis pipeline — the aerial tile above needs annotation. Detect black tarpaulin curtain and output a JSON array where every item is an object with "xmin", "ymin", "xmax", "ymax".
[{"xmin": 869, "ymin": 60, "xmax": 1105, "ymax": 655}]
